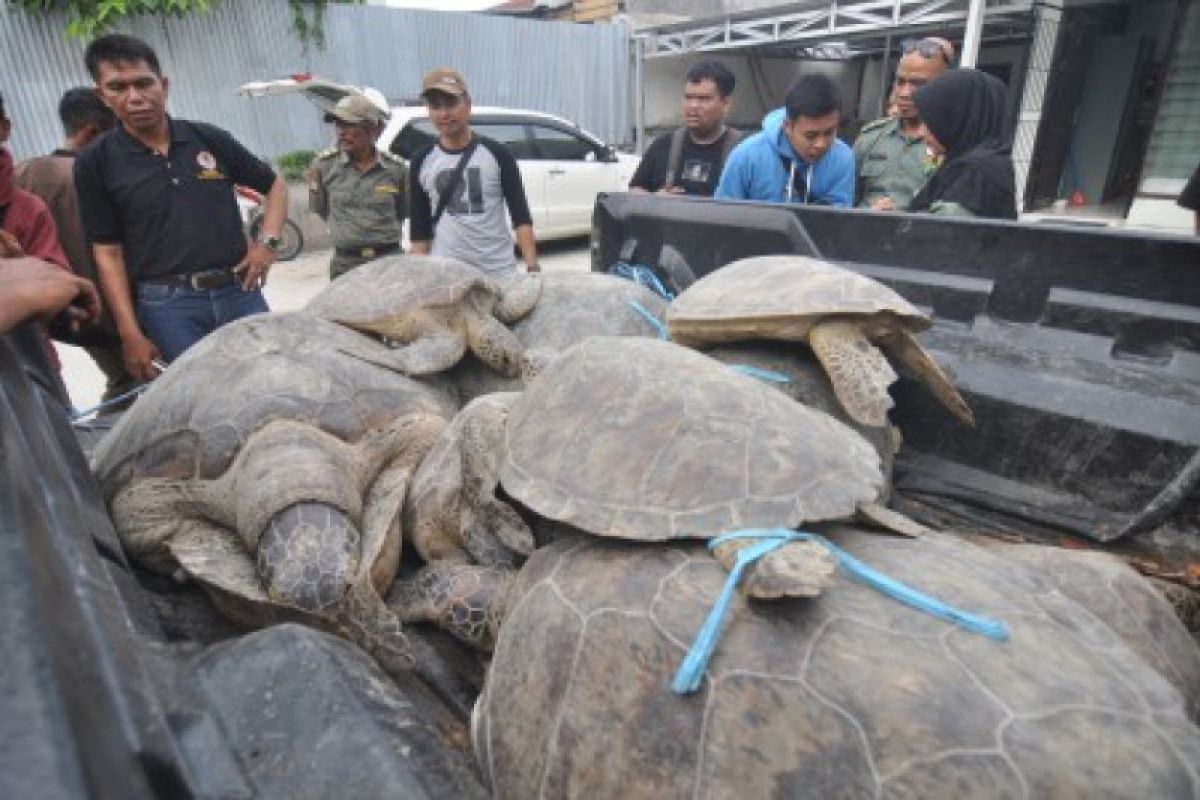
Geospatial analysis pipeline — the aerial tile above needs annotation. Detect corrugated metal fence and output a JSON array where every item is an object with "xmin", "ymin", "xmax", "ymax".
[{"xmin": 0, "ymin": 1, "xmax": 631, "ymax": 162}]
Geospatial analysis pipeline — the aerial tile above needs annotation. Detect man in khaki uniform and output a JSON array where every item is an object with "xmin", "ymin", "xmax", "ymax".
[
  {"xmin": 309, "ymin": 93, "xmax": 406, "ymax": 280},
  {"xmin": 854, "ymin": 37, "xmax": 953, "ymax": 210}
]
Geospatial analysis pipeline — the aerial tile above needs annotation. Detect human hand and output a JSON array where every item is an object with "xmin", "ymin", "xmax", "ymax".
[
  {"xmin": 0, "ymin": 256, "xmax": 101, "ymax": 334},
  {"xmin": 121, "ymin": 331, "xmax": 163, "ymax": 383},
  {"xmin": 870, "ymin": 197, "xmax": 896, "ymax": 211},
  {"xmin": 0, "ymin": 230, "xmax": 24, "ymax": 257},
  {"xmin": 657, "ymin": 186, "xmax": 685, "ymax": 195},
  {"xmin": 235, "ymin": 243, "xmax": 277, "ymax": 290}
]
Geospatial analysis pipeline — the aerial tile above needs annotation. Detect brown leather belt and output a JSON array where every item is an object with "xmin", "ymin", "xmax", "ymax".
[
  {"xmin": 335, "ymin": 243, "xmax": 400, "ymax": 259},
  {"xmin": 141, "ymin": 266, "xmax": 237, "ymax": 292}
]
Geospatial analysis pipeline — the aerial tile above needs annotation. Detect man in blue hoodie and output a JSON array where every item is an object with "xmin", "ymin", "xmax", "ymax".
[{"xmin": 715, "ymin": 74, "xmax": 854, "ymax": 207}]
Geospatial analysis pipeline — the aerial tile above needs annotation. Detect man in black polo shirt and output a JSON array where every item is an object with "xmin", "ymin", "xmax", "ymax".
[{"xmin": 75, "ymin": 34, "xmax": 287, "ymax": 382}]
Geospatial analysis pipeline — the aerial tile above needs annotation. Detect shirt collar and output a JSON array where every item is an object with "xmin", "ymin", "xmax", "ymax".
[
  {"xmin": 337, "ymin": 148, "xmax": 383, "ymax": 170},
  {"xmin": 114, "ymin": 115, "xmax": 190, "ymax": 153}
]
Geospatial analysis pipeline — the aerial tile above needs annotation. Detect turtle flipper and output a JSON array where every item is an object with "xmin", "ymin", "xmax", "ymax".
[
  {"xmin": 386, "ymin": 563, "xmax": 513, "ymax": 651},
  {"xmin": 459, "ymin": 400, "xmax": 534, "ymax": 564},
  {"xmin": 807, "ymin": 318, "xmax": 897, "ymax": 427},
  {"xmin": 464, "ymin": 305, "xmax": 525, "ymax": 377},
  {"xmin": 519, "ymin": 347, "xmax": 555, "ymax": 384},
  {"xmin": 339, "ymin": 579, "xmax": 477, "ymax": 719},
  {"xmin": 711, "ymin": 538, "xmax": 836, "ymax": 600},
  {"xmin": 855, "ymin": 501, "xmax": 930, "ymax": 538},
  {"xmin": 495, "ymin": 273, "xmax": 543, "ymax": 323},
  {"xmin": 876, "ymin": 327, "xmax": 974, "ymax": 426}
]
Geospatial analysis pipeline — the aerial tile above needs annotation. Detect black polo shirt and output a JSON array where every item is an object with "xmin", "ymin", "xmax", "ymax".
[{"xmin": 75, "ymin": 117, "xmax": 276, "ymax": 280}]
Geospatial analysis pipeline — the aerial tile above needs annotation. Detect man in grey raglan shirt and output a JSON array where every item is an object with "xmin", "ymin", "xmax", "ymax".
[{"xmin": 408, "ymin": 68, "xmax": 539, "ymax": 274}]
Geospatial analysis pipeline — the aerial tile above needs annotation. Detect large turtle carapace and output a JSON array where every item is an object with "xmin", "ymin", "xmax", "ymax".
[{"xmin": 667, "ymin": 255, "xmax": 974, "ymax": 428}]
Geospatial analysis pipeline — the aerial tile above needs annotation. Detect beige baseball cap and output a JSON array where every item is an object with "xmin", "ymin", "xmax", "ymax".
[
  {"xmin": 324, "ymin": 93, "xmax": 386, "ymax": 125},
  {"xmin": 420, "ymin": 68, "xmax": 469, "ymax": 98}
]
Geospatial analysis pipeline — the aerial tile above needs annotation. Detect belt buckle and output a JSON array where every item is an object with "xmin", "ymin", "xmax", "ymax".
[
  {"xmin": 190, "ymin": 269, "xmax": 226, "ymax": 291},
  {"xmin": 361, "ymin": 247, "xmax": 376, "ymax": 258}
]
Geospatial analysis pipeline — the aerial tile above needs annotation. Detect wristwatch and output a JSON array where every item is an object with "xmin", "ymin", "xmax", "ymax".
[{"xmin": 257, "ymin": 231, "xmax": 282, "ymax": 253}]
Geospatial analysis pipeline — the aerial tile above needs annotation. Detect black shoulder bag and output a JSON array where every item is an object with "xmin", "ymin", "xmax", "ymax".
[{"xmin": 431, "ymin": 136, "xmax": 480, "ymax": 228}]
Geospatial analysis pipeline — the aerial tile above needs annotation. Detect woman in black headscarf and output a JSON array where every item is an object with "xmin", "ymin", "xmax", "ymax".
[{"xmin": 909, "ymin": 69, "xmax": 1017, "ymax": 220}]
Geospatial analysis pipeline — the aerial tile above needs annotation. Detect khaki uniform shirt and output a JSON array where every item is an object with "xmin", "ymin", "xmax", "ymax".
[
  {"xmin": 309, "ymin": 148, "xmax": 407, "ymax": 248},
  {"xmin": 853, "ymin": 117, "xmax": 937, "ymax": 210}
]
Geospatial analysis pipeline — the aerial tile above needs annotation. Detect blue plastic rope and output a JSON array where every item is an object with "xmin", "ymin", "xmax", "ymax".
[
  {"xmin": 727, "ymin": 365, "xmax": 792, "ymax": 384},
  {"xmin": 71, "ymin": 382, "xmax": 150, "ymax": 422},
  {"xmin": 627, "ymin": 300, "xmax": 670, "ymax": 340},
  {"xmin": 670, "ymin": 536, "xmax": 790, "ymax": 694},
  {"xmin": 609, "ymin": 261, "xmax": 675, "ymax": 301},
  {"xmin": 670, "ymin": 528, "xmax": 1009, "ymax": 695}
]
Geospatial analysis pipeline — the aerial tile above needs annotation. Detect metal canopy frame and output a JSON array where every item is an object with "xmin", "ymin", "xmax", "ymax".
[{"xmin": 634, "ymin": 0, "xmax": 1036, "ymax": 59}]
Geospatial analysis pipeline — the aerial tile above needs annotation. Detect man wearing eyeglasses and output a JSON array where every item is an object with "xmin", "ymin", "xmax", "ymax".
[
  {"xmin": 309, "ymin": 93, "xmax": 407, "ymax": 280},
  {"xmin": 854, "ymin": 37, "xmax": 954, "ymax": 211}
]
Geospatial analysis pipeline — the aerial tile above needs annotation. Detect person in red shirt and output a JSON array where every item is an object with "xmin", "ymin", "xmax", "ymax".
[
  {"xmin": 1, "ymin": 93, "xmax": 68, "ymax": 269},
  {"xmin": 1, "ymin": 150, "xmax": 68, "ymax": 269},
  {"xmin": 1, "ymin": 90, "xmax": 76, "ymax": 374}
]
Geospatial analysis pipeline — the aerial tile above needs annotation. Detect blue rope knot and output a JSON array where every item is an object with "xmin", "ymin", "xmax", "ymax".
[
  {"xmin": 670, "ymin": 528, "xmax": 1010, "ymax": 695},
  {"xmin": 609, "ymin": 261, "xmax": 675, "ymax": 301}
]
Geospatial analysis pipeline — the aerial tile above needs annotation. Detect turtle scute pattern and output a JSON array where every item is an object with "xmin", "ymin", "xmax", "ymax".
[
  {"xmin": 498, "ymin": 336, "xmax": 883, "ymax": 541},
  {"xmin": 666, "ymin": 255, "xmax": 928, "ymax": 346},
  {"xmin": 474, "ymin": 532, "xmax": 1200, "ymax": 799}
]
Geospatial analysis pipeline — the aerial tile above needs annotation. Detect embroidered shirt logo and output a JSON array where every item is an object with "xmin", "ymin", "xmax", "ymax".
[{"xmin": 195, "ymin": 150, "xmax": 226, "ymax": 180}]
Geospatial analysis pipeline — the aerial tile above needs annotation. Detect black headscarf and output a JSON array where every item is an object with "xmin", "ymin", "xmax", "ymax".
[{"xmin": 909, "ymin": 70, "xmax": 1017, "ymax": 220}]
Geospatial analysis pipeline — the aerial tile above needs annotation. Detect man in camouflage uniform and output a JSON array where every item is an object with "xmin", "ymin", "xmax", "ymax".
[
  {"xmin": 309, "ymin": 93, "xmax": 406, "ymax": 280},
  {"xmin": 854, "ymin": 37, "xmax": 953, "ymax": 211}
]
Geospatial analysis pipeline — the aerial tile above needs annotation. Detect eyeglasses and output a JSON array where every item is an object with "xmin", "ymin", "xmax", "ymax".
[{"xmin": 901, "ymin": 38, "xmax": 953, "ymax": 65}]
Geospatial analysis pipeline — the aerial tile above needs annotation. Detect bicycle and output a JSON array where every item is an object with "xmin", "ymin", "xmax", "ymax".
[{"xmin": 235, "ymin": 185, "xmax": 304, "ymax": 262}]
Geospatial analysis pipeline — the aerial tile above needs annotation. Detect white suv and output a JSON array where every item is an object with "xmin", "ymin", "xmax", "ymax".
[{"xmin": 239, "ymin": 78, "xmax": 638, "ymax": 241}]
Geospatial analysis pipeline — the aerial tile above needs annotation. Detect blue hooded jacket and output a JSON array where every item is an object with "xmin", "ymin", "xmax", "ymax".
[{"xmin": 715, "ymin": 108, "xmax": 855, "ymax": 206}]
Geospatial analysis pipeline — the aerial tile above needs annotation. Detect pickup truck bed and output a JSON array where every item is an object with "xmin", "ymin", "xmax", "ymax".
[{"xmin": 592, "ymin": 193, "xmax": 1199, "ymax": 569}]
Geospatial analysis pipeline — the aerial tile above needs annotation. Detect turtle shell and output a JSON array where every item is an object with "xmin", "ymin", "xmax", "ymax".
[
  {"xmin": 306, "ymin": 255, "xmax": 495, "ymax": 336},
  {"xmin": 667, "ymin": 255, "xmax": 930, "ymax": 347},
  {"xmin": 451, "ymin": 271, "xmax": 669, "ymax": 403},
  {"xmin": 474, "ymin": 532, "xmax": 1200, "ymax": 798},
  {"xmin": 93, "ymin": 312, "xmax": 458, "ymax": 498},
  {"xmin": 498, "ymin": 336, "xmax": 882, "ymax": 540}
]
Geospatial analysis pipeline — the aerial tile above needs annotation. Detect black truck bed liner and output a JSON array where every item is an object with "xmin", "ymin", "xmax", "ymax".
[{"xmin": 592, "ymin": 193, "xmax": 1200, "ymax": 553}]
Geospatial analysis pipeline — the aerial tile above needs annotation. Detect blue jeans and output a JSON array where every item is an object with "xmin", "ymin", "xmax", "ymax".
[{"xmin": 136, "ymin": 282, "xmax": 269, "ymax": 362}]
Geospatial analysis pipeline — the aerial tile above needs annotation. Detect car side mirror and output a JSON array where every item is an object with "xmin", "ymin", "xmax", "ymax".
[{"xmin": 600, "ymin": 145, "xmax": 618, "ymax": 163}]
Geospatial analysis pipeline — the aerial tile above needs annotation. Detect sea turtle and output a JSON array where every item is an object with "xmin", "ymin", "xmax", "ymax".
[
  {"xmin": 502, "ymin": 336, "xmax": 938, "ymax": 595},
  {"xmin": 473, "ymin": 531, "xmax": 1200, "ymax": 799},
  {"xmin": 92, "ymin": 312, "xmax": 471, "ymax": 706},
  {"xmin": 667, "ymin": 255, "xmax": 974, "ymax": 428},
  {"xmin": 306, "ymin": 254, "xmax": 542, "ymax": 378},
  {"xmin": 402, "ymin": 392, "xmax": 533, "ymax": 569},
  {"xmin": 451, "ymin": 271, "xmax": 669, "ymax": 404},
  {"xmin": 395, "ymin": 335, "xmax": 888, "ymax": 628}
]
